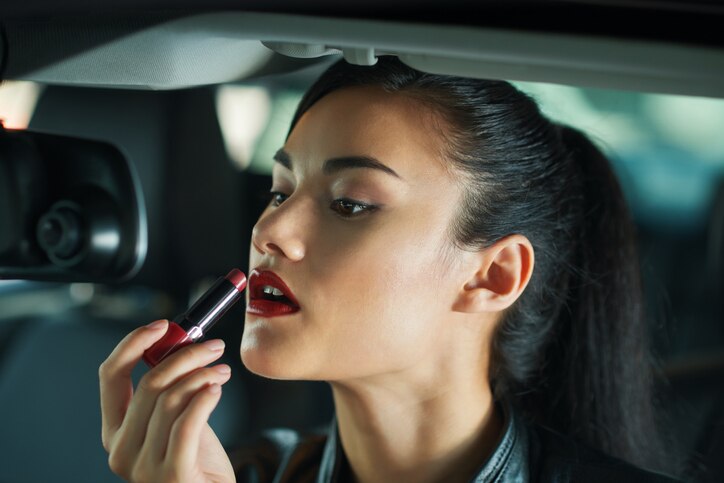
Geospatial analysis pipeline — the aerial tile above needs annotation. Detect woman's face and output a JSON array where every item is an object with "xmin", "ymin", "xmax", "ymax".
[{"xmin": 242, "ymin": 85, "xmax": 478, "ymax": 381}]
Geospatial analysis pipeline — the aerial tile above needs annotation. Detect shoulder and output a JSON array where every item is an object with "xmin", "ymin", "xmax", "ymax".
[
  {"xmin": 229, "ymin": 427, "xmax": 328, "ymax": 483},
  {"xmin": 530, "ymin": 425, "xmax": 682, "ymax": 483}
]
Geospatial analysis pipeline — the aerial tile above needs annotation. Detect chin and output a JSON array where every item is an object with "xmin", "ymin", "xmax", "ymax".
[
  {"xmin": 240, "ymin": 330, "xmax": 312, "ymax": 381},
  {"xmin": 240, "ymin": 347, "xmax": 288, "ymax": 380}
]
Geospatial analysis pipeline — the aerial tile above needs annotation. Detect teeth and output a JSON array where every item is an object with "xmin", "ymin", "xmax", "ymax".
[{"xmin": 262, "ymin": 285, "xmax": 285, "ymax": 297}]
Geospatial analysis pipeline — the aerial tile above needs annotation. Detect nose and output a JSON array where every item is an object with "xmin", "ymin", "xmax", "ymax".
[{"xmin": 251, "ymin": 196, "xmax": 308, "ymax": 262}]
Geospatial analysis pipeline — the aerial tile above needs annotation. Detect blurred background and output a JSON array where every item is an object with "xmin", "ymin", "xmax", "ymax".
[{"xmin": 1, "ymin": 59, "xmax": 723, "ymax": 481}]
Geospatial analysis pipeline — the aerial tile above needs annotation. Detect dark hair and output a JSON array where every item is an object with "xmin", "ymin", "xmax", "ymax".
[{"xmin": 288, "ymin": 56, "xmax": 674, "ymax": 473}]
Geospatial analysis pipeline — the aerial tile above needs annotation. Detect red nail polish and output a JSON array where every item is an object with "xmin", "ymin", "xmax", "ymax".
[{"xmin": 142, "ymin": 269, "xmax": 247, "ymax": 367}]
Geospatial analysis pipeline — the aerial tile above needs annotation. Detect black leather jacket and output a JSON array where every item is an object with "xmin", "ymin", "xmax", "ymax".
[{"xmin": 231, "ymin": 406, "xmax": 681, "ymax": 482}]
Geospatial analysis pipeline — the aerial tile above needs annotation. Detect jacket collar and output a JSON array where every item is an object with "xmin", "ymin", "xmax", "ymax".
[{"xmin": 316, "ymin": 403, "xmax": 530, "ymax": 483}]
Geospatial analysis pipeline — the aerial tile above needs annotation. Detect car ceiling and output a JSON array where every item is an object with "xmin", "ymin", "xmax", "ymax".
[{"xmin": 1, "ymin": 1, "xmax": 723, "ymax": 97}]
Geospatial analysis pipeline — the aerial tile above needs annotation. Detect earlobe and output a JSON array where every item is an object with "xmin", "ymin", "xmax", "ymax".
[{"xmin": 452, "ymin": 234, "xmax": 534, "ymax": 314}]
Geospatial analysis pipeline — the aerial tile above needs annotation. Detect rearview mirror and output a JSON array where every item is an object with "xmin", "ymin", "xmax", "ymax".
[{"xmin": 0, "ymin": 124, "xmax": 146, "ymax": 283}]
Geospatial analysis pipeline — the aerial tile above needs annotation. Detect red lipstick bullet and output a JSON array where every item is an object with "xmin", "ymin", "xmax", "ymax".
[{"xmin": 142, "ymin": 268, "xmax": 247, "ymax": 367}]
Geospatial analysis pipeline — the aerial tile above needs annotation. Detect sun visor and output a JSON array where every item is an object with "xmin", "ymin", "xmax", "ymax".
[
  {"xmin": 1, "ymin": 14, "xmax": 275, "ymax": 90},
  {"xmin": 2, "ymin": 12, "xmax": 724, "ymax": 97}
]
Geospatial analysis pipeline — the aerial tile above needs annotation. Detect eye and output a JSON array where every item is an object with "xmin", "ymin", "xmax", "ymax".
[
  {"xmin": 268, "ymin": 191, "xmax": 289, "ymax": 207},
  {"xmin": 331, "ymin": 198, "xmax": 377, "ymax": 218}
]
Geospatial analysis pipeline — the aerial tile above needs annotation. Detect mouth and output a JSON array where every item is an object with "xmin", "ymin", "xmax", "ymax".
[{"xmin": 247, "ymin": 269, "xmax": 300, "ymax": 317}]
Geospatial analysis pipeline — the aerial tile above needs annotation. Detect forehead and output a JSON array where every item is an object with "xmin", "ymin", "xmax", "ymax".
[{"xmin": 285, "ymin": 85, "xmax": 449, "ymax": 179}]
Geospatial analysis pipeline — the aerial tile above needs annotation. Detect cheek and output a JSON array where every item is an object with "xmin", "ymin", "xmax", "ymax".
[{"xmin": 309, "ymin": 217, "xmax": 451, "ymax": 366}]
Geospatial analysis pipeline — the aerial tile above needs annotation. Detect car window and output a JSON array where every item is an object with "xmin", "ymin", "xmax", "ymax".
[{"xmin": 515, "ymin": 82, "xmax": 724, "ymax": 232}]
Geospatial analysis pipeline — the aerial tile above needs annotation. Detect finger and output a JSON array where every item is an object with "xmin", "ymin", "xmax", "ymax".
[
  {"xmin": 99, "ymin": 319, "xmax": 169, "ymax": 451},
  {"xmin": 114, "ymin": 339, "xmax": 226, "ymax": 457},
  {"xmin": 143, "ymin": 364, "xmax": 232, "ymax": 461},
  {"xmin": 166, "ymin": 383, "xmax": 224, "ymax": 465}
]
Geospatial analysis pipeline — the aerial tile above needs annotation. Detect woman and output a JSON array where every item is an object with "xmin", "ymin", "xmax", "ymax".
[{"xmin": 99, "ymin": 57, "xmax": 682, "ymax": 482}]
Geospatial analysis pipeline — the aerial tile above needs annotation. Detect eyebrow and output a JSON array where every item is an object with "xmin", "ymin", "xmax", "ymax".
[{"xmin": 273, "ymin": 148, "xmax": 402, "ymax": 179}]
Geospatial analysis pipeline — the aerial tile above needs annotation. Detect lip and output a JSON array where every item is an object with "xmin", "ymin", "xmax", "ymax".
[{"xmin": 247, "ymin": 269, "xmax": 301, "ymax": 317}]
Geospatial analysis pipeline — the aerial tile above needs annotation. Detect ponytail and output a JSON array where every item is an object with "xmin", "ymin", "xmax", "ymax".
[
  {"xmin": 485, "ymin": 123, "xmax": 670, "ymax": 472},
  {"xmin": 535, "ymin": 126, "xmax": 665, "ymax": 470}
]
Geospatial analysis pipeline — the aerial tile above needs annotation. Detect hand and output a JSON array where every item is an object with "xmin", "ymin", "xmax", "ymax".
[{"xmin": 99, "ymin": 320, "xmax": 235, "ymax": 482}]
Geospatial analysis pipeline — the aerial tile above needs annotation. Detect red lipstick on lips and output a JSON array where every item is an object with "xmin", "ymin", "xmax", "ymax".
[
  {"xmin": 142, "ymin": 268, "xmax": 247, "ymax": 367},
  {"xmin": 247, "ymin": 269, "xmax": 300, "ymax": 317}
]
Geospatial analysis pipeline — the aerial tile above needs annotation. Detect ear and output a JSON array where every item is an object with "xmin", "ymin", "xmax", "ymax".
[{"xmin": 452, "ymin": 234, "xmax": 535, "ymax": 314}]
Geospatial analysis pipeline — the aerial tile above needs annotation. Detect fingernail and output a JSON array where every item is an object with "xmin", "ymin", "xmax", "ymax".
[
  {"xmin": 146, "ymin": 320, "xmax": 167, "ymax": 330},
  {"xmin": 208, "ymin": 384, "xmax": 221, "ymax": 394},
  {"xmin": 215, "ymin": 365, "xmax": 231, "ymax": 375},
  {"xmin": 204, "ymin": 339, "xmax": 225, "ymax": 351}
]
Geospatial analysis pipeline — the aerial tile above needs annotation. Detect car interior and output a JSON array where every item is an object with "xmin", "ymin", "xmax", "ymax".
[{"xmin": 0, "ymin": 1, "xmax": 723, "ymax": 482}]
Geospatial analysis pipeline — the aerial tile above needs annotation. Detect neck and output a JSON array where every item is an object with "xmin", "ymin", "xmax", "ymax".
[{"xmin": 330, "ymin": 363, "xmax": 502, "ymax": 483}]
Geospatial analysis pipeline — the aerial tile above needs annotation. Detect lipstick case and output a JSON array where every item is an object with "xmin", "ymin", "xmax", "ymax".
[{"xmin": 142, "ymin": 269, "xmax": 246, "ymax": 367}]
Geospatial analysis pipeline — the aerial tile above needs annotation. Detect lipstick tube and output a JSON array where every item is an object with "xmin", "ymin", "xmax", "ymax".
[{"xmin": 142, "ymin": 268, "xmax": 247, "ymax": 367}]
